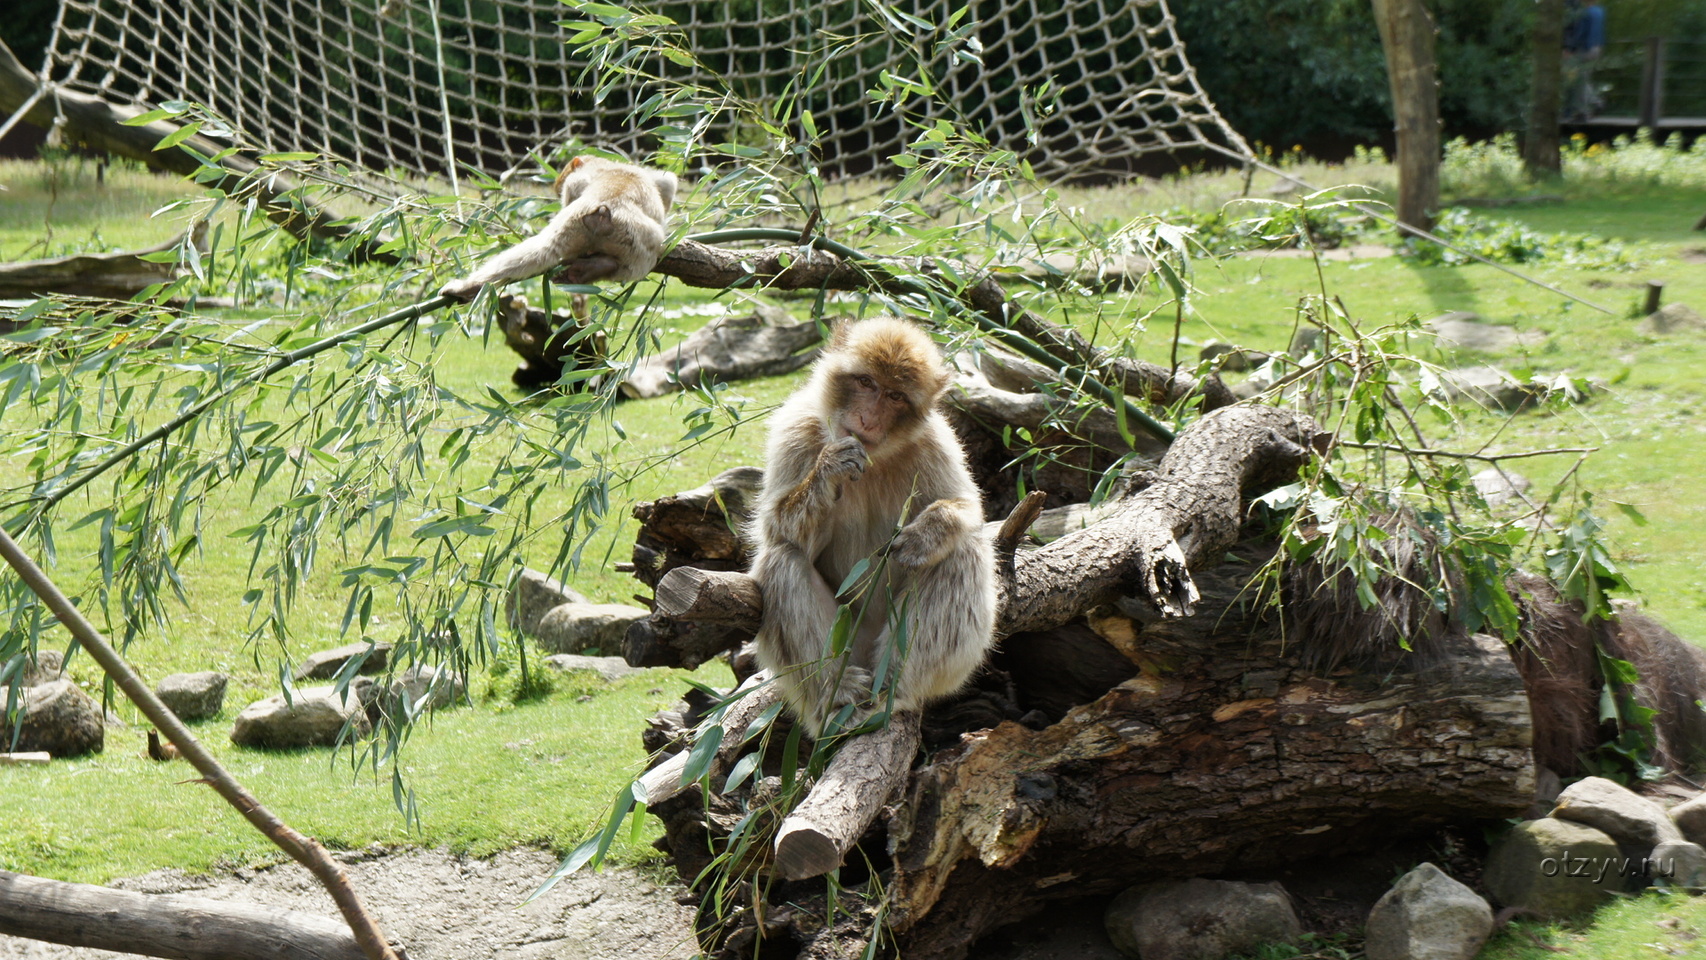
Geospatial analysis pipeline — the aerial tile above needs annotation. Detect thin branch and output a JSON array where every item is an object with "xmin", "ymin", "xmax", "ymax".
[
  {"xmin": 0, "ymin": 529, "xmax": 401, "ymax": 960},
  {"xmin": 1337, "ymin": 441, "xmax": 1598, "ymax": 462},
  {"xmin": 28, "ymin": 295, "xmax": 453, "ymax": 513}
]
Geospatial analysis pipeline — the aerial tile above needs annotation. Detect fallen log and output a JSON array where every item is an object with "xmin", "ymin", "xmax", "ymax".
[
  {"xmin": 618, "ymin": 307, "xmax": 822, "ymax": 399},
  {"xmin": 0, "ymin": 227, "xmax": 200, "ymax": 300},
  {"xmin": 0, "ymin": 869, "xmax": 386, "ymax": 960}
]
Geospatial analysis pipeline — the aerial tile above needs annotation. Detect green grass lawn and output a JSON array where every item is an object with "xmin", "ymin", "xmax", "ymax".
[{"xmin": 4, "ymin": 141, "xmax": 1706, "ymax": 953}]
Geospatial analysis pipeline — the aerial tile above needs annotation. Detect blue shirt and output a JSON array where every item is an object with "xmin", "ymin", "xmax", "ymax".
[{"xmin": 1567, "ymin": 5, "xmax": 1606, "ymax": 52}]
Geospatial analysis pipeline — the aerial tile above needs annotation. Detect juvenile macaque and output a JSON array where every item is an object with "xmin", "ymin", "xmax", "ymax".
[
  {"xmin": 439, "ymin": 155, "xmax": 676, "ymax": 302},
  {"xmin": 751, "ymin": 317, "xmax": 997, "ymax": 733}
]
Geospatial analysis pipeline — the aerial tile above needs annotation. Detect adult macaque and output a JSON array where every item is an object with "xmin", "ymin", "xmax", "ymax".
[
  {"xmin": 439, "ymin": 155, "xmax": 676, "ymax": 302},
  {"xmin": 751, "ymin": 317, "xmax": 997, "ymax": 733}
]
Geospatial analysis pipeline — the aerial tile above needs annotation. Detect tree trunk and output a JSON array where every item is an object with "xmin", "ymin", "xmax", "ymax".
[
  {"xmin": 0, "ymin": 870, "xmax": 380, "ymax": 960},
  {"xmin": 1371, "ymin": 0, "xmax": 1441, "ymax": 233},
  {"xmin": 1524, "ymin": 0, "xmax": 1565, "ymax": 178}
]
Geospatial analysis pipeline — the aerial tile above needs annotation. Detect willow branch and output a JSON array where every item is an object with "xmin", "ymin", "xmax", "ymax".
[{"xmin": 0, "ymin": 530, "xmax": 401, "ymax": 960}]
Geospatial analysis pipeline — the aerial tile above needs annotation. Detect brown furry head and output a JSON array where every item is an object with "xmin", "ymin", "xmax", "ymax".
[{"xmin": 825, "ymin": 318, "xmax": 953, "ymax": 402}]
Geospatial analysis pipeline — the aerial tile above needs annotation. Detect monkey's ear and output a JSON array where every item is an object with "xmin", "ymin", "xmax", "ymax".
[
  {"xmin": 568, "ymin": 156, "xmax": 590, "ymax": 171},
  {"xmin": 650, "ymin": 170, "xmax": 678, "ymax": 211},
  {"xmin": 827, "ymin": 319, "xmax": 853, "ymax": 350}
]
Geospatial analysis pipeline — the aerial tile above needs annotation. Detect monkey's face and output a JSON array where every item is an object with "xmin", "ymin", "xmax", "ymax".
[{"xmin": 831, "ymin": 369, "xmax": 921, "ymax": 451}]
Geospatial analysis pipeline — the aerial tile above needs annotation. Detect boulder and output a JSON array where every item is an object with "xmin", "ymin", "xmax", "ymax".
[
  {"xmin": 1104, "ymin": 878, "xmax": 1300, "ymax": 960},
  {"xmin": 1364, "ymin": 863, "xmax": 1493, "ymax": 960},
  {"xmin": 293, "ymin": 640, "xmax": 394, "ymax": 681},
  {"xmin": 1637, "ymin": 303, "xmax": 1704, "ymax": 335},
  {"xmin": 1435, "ymin": 366, "xmax": 1539, "ymax": 411},
  {"xmin": 1484, "ymin": 817, "xmax": 1625, "ymax": 919},
  {"xmin": 1668, "ymin": 793, "xmax": 1706, "ymax": 846},
  {"xmin": 20, "ymin": 650, "xmax": 64, "ymax": 686},
  {"xmin": 1551, "ymin": 775, "xmax": 1683, "ymax": 848},
  {"xmin": 544, "ymin": 654, "xmax": 648, "ymax": 683},
  {"xmin": 535, "ymin": 603, "xmax": 650, "ymax": 655},
  {"xmin": 230, "ymin": 685, "xmax": 371, "ymax": 749},
  {"xmin": 1651, "ymin": 840, "xmax": 1706, "ymax": 889},
  {"xmin": 0, "ymin": 679, "xmax": 104, "ymax": 757},
  {"xmin": 1428, "ymin": 313, "xmax": 1545, "ymax": 352},
  {"xmin": 388, "ymin": 664, "xmax": 466, "ymax": 713},
  {"xmin": 154, "ymin": 671, "xmax": 228, "ymax": 721},
  {"xmin": 1471, "ymin": 468, "xmax": 1531, "ymax": 508},
  {"xmin": 507, "ymin": 569, "xmax": 588, "ymax": 637}
]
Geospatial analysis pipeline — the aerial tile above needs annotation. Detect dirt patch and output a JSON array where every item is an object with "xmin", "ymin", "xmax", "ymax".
[
  {"xmin": 0, "ymin": 848, "xmax": 697, "ymax": 960},
  {"xmin": 1681, "ymin": 247, "xmax": 1706, "ymax": 265}
]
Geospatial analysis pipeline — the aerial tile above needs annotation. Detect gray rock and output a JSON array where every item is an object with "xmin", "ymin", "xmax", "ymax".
[
  {"xmin": 155, "ymin": 671, "xmax": 228, "ymax": 721},
  {"xmin": 1428, "ymin": 313, "xmax": 1546, "ymax": 352},
  {"xmin": 20, "ymin": 650, "xmax": 64, "ymax": 686},
  {"xmin": 535, "ymin": 603, "xmax": 650, "ymax": 655},
  {"xmin": 507, "ymin": 569, "xmax": 588, "ymax": 637},
  {"xmin": 1364, "ymin": 863, "xmax": 1493, "ymax": 960},
  {"xmin": 1484, "ymin": 817, "xmax": 1625, "ymax": 919},
  {"xmin": 1199, "ymin": 343, "xmax": 1271, "ymax": 373},
  {"xmin": 1104, "ymin": 878, "xmax": 1300, "ymax": 960},
  {"xmin": 230, "ymin": 685, "xmax": 372, "ymax": 749},
  {"xmin": 1435, "ymin": 366, "xmax": 1540, "ymax": 411},
  {"xmin": 1637, "ymin": 303, "xmax": 1704, "ymax": 335},
  {"xmin": 0, "ymin": 679, "xmax": 104, "ymax": 757},
  {"xmin": 1551, "ymin": 775, "xmax": 1683, "ymax": 848},
  {"xmin": 1289, "ymin": 328, "xmax": 1325, "ymax": 358},
  {"xmin": 293, "ymin": 640, "xmax": 394, "ymax": 681},
  {"xmin": 1471, "ymin": 468, "xmax": 1531, "ymax": 507},
  {"xmin": 544, "ymin": 654, "xmax": 647, "ymax": 683},
  {"xmin": 1651, "ymin": 840, "xmax": 1706, "ymax": 889},
  {"xmin": 1668, "ymin": 793, "xmax": 1706, "ymax": 846},
  {"xmin": 389, "ymin": 664, "xmax": 467, "ymax": 713}
]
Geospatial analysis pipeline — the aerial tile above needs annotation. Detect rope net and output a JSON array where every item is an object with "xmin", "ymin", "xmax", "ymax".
[{"xmin": 40, "ymin": 0, "xmax": 1251, "ymax": 183}]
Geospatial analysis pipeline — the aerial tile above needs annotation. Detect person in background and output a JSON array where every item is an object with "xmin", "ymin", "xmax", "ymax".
[{"xmin": 1564, "ymin": 0, "xmax": 1607, "ymax": 121}]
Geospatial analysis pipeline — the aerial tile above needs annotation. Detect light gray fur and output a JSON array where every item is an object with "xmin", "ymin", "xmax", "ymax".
[
  {"xmin": 749, "ymin": 328, "xmax": 997, "ymax": 735},
  {"xmin": 440, "ymin": 157, "xmax": 677, "ymax": 300}
]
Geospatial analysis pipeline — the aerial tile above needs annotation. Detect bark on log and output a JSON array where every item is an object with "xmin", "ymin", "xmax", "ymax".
[
  {"xmin": 0, "ymin": 227, "xmax": 200, "ymax": 300},
  {"xmin": 637, "ymin": 671, "xmax": 779, "ymax": 806},
  {"xmin": 774, "ymin": 710, "xmax": 923, "ymax": 880},
  {"xmin": 0, "ymin": 40, "xmax": 394, "ymax": 263},
  {"xmin": 0, "ymin": 869, "xmax": 387, "ymax": 960},
  {"xmin": 885, "ymin": 562, "xmax": 1533, "ymax": 959},
  {"xmin": 618, "ymin": 308, "xmax": 822, "ymax": 399},
  {"xmin": 494, "ymin": 293, "xmax": 607, "ymax": 391}
]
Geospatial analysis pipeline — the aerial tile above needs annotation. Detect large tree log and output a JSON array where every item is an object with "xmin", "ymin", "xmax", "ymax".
[
  {"xmin": 620, "ymin": 308, "xmax": 822, "ymax": 399},
  {"xmin": 0, "ymin": 227, "xmax": 199, "ymax": 300},
  {"xmin": 0, "ymin": 870, "xmax": 385, "ymax": 960},
  {"xmin": 885, "ymin": 558, "xmax": 1533, "ymax": 959}
]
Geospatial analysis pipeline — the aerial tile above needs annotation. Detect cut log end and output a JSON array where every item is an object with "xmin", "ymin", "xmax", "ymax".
[{"xmin": 773, "ymin": 826, "xmax": 843, "ymax": 881}]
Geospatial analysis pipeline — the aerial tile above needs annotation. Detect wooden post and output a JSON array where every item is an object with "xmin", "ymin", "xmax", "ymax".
[
  {"xmin": 1637, "ymin": 37, "xmax": 1664, "ymax": 130},
  {"xmin": 1645, "ymin": 281, "xmax": 1665, "ymax": 316},
  {"xmin": 1371, "ymin": 0, "xmax": 1441, "ymax": 233},
  {"xmin": 1523, "ymin": 0, "xmax": 1565, "ymax": 177}
]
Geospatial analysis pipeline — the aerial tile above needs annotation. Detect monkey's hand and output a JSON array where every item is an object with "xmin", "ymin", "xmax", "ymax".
[
  {"xmin": 889, "ymin": 498, "xmax": 972, "ymax": 569},
  {"xmin": 438, "ymin": 277, "xmax": 484, "ymax": 303},
  {"xmin": 558, "ymin": 254, "xmax": 622, "ymax": 284},
  {"xmin": 816, "ymin": 436, "xmax": 868, "ymax": 496}
]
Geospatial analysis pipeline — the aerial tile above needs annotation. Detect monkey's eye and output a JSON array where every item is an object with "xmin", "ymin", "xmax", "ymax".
[
  {"xmin": 887, "ymin": 390, "xmax": 907, "ymax": 404},
  {"xmin": 855, "ymin": 374, "xmax": 875, "ymax": 389}
]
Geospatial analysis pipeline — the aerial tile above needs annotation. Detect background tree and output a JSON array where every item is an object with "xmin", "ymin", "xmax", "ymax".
[
  {"xmin": 1524, "ymin": 0, "xmax": 1565, "ymax": 178},
  {"xmin": 1371, "ymin": 0, "xmax": 1441, "ymax": 232}
]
